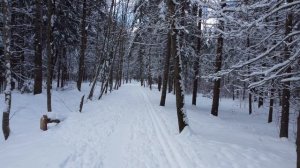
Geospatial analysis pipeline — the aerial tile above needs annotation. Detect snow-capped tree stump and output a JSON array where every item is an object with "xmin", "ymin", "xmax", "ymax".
[{"xmin": 40, "ymin": 115, "xmax": 60, "ymax": 131}]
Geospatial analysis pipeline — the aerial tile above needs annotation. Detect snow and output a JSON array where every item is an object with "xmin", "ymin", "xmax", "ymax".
[{"xmin": 0, "ymin": 82, "xmax": 295, "ymax": 168}]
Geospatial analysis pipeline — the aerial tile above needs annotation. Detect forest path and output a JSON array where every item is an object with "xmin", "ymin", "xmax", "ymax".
[
  {"xmin": 58, "ymin": 84, "xmax": 193, "ymax": 168},
  {"xmin": 0, "ymin": 83, "xmax": 294, "ymax": 168}
]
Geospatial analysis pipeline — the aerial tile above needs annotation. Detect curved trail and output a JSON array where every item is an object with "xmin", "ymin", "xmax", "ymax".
[{"xmin": 58, "ymin": 84, "xmax": 192, "ymax": 168}]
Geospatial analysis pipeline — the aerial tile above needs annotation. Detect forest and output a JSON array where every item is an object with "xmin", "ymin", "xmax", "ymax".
[{"xmin": 0, "ymin": 0, "xmax": 299, "ymax": 167}]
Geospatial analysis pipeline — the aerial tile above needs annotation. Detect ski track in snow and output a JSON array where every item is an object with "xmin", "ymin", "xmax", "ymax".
[
  {"xmin": 140, "ymin": 88, "xmax": 193, "ymax": 168},
  {"xmin": 58, "ymin": 85, "xmax": 192, "ymax": 168}
]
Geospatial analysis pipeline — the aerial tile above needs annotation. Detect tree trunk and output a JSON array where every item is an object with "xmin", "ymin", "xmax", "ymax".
[
  {"xmin": 109, "ymin": 52, "xmax": 115, "ymax": 92},
  {"xmin": 296, "ymin": 91, "xmax": 300, "ymax": 168},
  {"xmin": 192, "ymin": 5, "xmax": 202, "ymax": 106},
  {"xmin": 61, "ymin": 48, "xmax": 67, "ymax": 88},
  {"xmin": 268, "ymin": 88, "xmax": 274, "ymax": 123},
  {"xmin": 168, "ymin": 64, "xmax": 174, "ymax": 93},
  {"xmin": 173, "ymin": 0, "xmax": 188, "ymax": 133},
  {"xmin": 77, "ymin": 0, "xmax": 87, "ymax": 91},
  {"xmin": 158, "ymin": 75, "xmax": 162, "ymax": 91},
  {"xmin": 2, "ymin": 0, "xmax": 12, "ymax": 140},
  {"xmin": 46, "ymin": 0, "xmax": 54, "ymax": 112},
  {"xmin": 147, "ymin": 49, "xmax": 152, "ymax": 90},
  {"xmin": 57, "ymin": 53, "xmax": 61, "ymax": 88},
  {"xmin": 279, "ymin": 0, "xmax": 293, "ymax": 138},
  {"xmin": 159, "ymin": 31, "xmax": 172, "ymax": 106},
  {"xmin": 258, "ymin": 93, "xmax": 263, "ymax": 108},
  {"xmin": 138, "ymin": 43, "xmax": 144, "ymax": 87},
  {"xmin": 211, "ymin": 1, "xmax": 224, "ymax": 116},
  {"xmin": 249, "ymin": 91, "xmax": 252, "ymax": 115}
]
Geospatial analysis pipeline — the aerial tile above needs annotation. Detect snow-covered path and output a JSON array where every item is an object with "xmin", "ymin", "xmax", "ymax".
[
  {"xmin": 59, "ymin": 85, "xmax": 193, "ymax": 168},
  {"xmin": 0, "ymin": 83, "xmax": 296, "ymax": 168}
]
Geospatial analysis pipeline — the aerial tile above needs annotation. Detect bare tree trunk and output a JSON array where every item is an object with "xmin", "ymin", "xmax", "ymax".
[
  {"xmin": 88, "ymin": 64, "xmax": 100, "ymax": 100},
  {"xmin": 158, "ymin": 75, "xmax": 162, "ymax": 91},
  {"xmin": 279, "ymin": 0, "xmax": 293, "ymax": 138},
  {"xmin": 296, "ymin": 90, "xmax": 300, "ymax": 168},
  {"xmin": 258, "ymin": 92, "xmax": 263, "ymax": 108},
  {"xmin": 147, "ymin": 49, "xmax": 152, "ymax": 90},
  {"xmin": 33, "ymin": 0, "xmax": 43, "ymax": 94},
  {"xmin": 249, "ymin": 92, "xmax": 252, "ymax": 115},
  {"xmin": 57, "ymin": 53, "xmax": 61, "ymax": 88},
  {"xmin": 77, "ymin": 0, "xmax": 87, "ymax": 91},
  {"xmin": 109, "ymin": 52, "xmax": 115, "ymax": 92},
  {"xmin": 2, "ymin": 0, "xmax": 12, "ymax": 140},
  {"xmin": 297, "ymin": 112, "xmax": 300, "ymax": 168},
  {"xmin": 61, "ymin": 48, "xmax": 67, "ymax": 88},
  {"xmin": 159, "ymin": 28, "xmax": 172, "ymax": 106},
  {"xmin": 192, "ymin": 5, "xmax": 202, "ymax": 106},
  {"xmin": 126, "ymin": 54, "xmax": 130, "ymax": 83},
  {"xmin": 50, "ymin": 49, "xmax": 58, "ymax": 89},
  {"xmin": 138, "ymin": 42, "xmax": 144, "ymax": 86},
  {"xmin": 46, "ymin": 0, "xmax": 54, "ymax": 112},
  {"xmin": 211, "ymin": 1, "xmax": 225, "ymax": 117},
  {"xmin": 117, "ymin": 41, "xmax": 125, "ymax": 88},
  {"xmin": 268, "ymin": 87, "xmax": 274, "ymax": 123},
  {"xmin": 168, "ymin": 63, "xmax": 174, "ymax": 93},
  {"xmin": 173, "ymin": 0, "xmax": 188, "ymax": 133}
]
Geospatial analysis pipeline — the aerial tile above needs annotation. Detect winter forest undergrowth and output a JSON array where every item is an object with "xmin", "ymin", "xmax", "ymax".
[{"xmin": 0, "ymin": 0, "xmax": 299, "ymax": 167}]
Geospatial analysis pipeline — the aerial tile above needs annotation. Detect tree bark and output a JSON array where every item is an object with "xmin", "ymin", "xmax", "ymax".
[
  {"xmin": 279, "ymin": 0, "xmax": 293, "ymax": 138},
  {"xmin": 77, "ymin": 0, "xmax": 88, "ymax": 91},
  {"xmin": 249, "ymin": 92, "xmax": 252, "ymax": 115},
  {"xmin": 296, "ymin": 93, "xmax": 300, "ymax": 168},
  {"xmin": 46, "ymin": 0, "xmax": 54, "ymax": 112},
  {"xmin": 211, "ymin": 1, "xmax": 225, "ymax": 116},
  {"xmin": 158, "ymin": 75, "xmax": 162, "ymax": 91},
  {"xmin": 159, "ymin": 27, "xmax": 172, "ymax": 106},
  {"xmin": 192, "ymin": 5, "xmax": 202, "ymax": 106},
  {"xmin": 173, "ymin": 0, "xmax": 188, "ymax": 133},
  {"xmin": 268, "ymin": 88, "xmax": 274, "ymax": 123},
  {"xmin": 258, "ymin": 93, "xmax": 263, "ymax": 108},
  {"xmin": 138, "ymin": 43, "xmax": 144, "ymax": 86},
  {"xmin": 61, "ymin": 48, "xmax": 67, "ymax": 88},
  {"xmin": 2, "ymin": 0, "xmax": 12, "ymax": 140},
  {"xmin": 168, "ymin": 64, "xmax": 174, "ymax": 93},
  {"xmin": 57, "ymin": 53, "xmax": 61, "ymax": 88}
]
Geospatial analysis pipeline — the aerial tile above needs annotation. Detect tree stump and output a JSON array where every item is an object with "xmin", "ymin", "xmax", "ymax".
[
  {"xmin": 40, "ymin": 115, "xmax": 60, "ymax": 131},
  {"xmin": 40, "ymin": 115, "xmax": 48, "ymax": 131}
]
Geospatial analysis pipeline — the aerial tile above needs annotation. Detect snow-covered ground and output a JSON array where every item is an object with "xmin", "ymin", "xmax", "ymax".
[{"xmin": 0, "ymin": 82, "xmax": 296, "ymax": 168}]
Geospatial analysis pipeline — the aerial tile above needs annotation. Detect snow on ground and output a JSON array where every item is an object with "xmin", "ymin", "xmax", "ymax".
[{"xmin": 0, "ymin": 82, "xmax": 296, "ymax": 168}]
